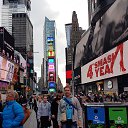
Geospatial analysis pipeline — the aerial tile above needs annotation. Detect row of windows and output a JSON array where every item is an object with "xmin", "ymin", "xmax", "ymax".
[{"xmin": 12, "ymin": 13, "xmax": 26, "ymax": 18}]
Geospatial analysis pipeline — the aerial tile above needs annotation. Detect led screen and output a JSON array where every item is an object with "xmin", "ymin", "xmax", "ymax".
[
  {"xmin": 47, "ymin": 37, "xmax": 54, "ymax": 42},
  {"xmin": 48, "ymin": 64, "xmax": 54, "ymax": 71},
  {"xmin": 48, "ymin": 59, "xmax": 54, "ymax": 63},
  {"xmin": 48, "ymin": 51, "xmax": 55, "ymax": 57},
  {"xmin": 49, "ymin": 82, "xmax": 56, "ymax": 88}
]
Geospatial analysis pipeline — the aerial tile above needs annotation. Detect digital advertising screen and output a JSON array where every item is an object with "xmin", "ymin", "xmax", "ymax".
[
  {"xmin": 48, "ymin": 82, "xmax": 56, "ymax": 88},
  {"xmin": 48, "ymin": 59, "xmax": 54, "ymax": 64},
  {"xmin": 48, "ymin": 50, "xmax": 55, "ymax": 57},
  {"xmin": 109, "ymin": 107, "xmax": 128, "ymax": 127},
  {"xmin": 47, "ymin": 37, "xmax": 54, "ymax": 42},
  {"xmin": 48, "ymin": 64, "xmax": 55, "ymax": 72},
  {"xmin": 87, "ymin": 107, "xmax": 106, "ymax": 128}
]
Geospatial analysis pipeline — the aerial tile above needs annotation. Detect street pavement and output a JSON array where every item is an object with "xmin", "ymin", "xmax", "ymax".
[{"xmin": 23, "ymin": 110, "xmax": 53, "ymax": 128}]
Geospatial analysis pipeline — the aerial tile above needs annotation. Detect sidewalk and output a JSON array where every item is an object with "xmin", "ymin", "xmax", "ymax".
[{"xmin": 23, "ymin": 110, "xmax": 37, "ymax": 128}]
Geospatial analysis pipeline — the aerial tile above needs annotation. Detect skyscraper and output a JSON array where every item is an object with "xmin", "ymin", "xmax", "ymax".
[
  {"xmin": 43, "ymin": 17, "xmax": 57, "ymax": 92},
  {"xmin": 65, "ymin": 11, "xmax": 84, "ymax": 84},
  {"xmin": 2, "ymin": 0, "xmax": 31, "ymax": 34}
]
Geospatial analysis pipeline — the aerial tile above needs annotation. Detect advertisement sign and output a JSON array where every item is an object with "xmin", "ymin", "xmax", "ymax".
[
  {"xmin": 109, "ymin": 107, "xmax": 128, "ymax": 127},
  {"xmin": 74, "ymin": 0, "xmax": 128, "ymax": 69},
  {"xmin": 48, "ymin": 64, "xmax": 55, "ymax": 72},
  {"xmin": 66, "ymin": 70, "xmax": 72, "ymax": 79},
  {"xmin": 87, "ymin": 107, "xmax": 105, "ymax": 125},
  {"xmin": 48, "ymin": 59, "xmax": 54, "ymax": 64},
  {"xmin": 49, "ymin": 72, "xmax": 55, "ymax": 81},
  {"xmin": 47, "ymin": 37, "xmax": 54, "ymax": 42},
  {"xmin": 12, "ymin": 64, "xmax": 19, "ymax": 84},
  {"xmin": 81, "ymin": 41, "xmax": 128, "ymax": 84},
  {"xmin": 48, "ymin": 82, "xmax": 56, "ymax": 88},
  {"xmin": 48, "ymin": 50, "xmax": 55, "ymax": 57},
  {"xmin": 0, "ymin": 56, "xmax": 14, "ymax": 82},
  {"xmin": 74, "ymin": 67, "xmax": 81, "ymax": 85},
  {"xmin": 0, "ymin": 27, "xmax": 14, "ymax": 60}
]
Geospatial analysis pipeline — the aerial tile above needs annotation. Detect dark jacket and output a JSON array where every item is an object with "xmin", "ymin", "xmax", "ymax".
[{"xmin": 51, "ymin": 98, "xmax": 58, "ymax": 118}]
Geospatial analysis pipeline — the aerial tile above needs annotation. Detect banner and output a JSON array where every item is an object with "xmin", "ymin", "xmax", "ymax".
[
  {"xmin": 81, "ymin": 41, "xmax": 128, "ymax": 84},
  {"xmin": 74, "ymin": 0, "xmax": 128, "ymax": 69},
  {"xmin": 0, "ymin": 56, "xmax": 14, "ymax": 82}
]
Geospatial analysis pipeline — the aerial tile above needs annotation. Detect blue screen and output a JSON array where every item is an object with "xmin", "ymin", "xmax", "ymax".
[{"xmin": 49, "ymin": 82, "xmax": 55, "ymax": 88}]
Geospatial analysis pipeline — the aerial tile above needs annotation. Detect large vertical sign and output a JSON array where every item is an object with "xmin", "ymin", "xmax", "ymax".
[{"xmin": 47, "ymin": 37, "xmax": 56, "ymax": 90}]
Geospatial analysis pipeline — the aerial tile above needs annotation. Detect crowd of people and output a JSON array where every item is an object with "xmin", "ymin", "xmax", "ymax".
[
  {"xmin": 76, "ymin": 92, "xmax": 128, "ymax": 104},
  {"xmin": 0, "ymin": 85, "xmax": 83, "ymax": 128}
]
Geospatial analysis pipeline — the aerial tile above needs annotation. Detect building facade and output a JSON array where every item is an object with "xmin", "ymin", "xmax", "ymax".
[
  {"xmin": 65, "ymin": 11, "xmax": 84, "ymax": 84},
  {"xmin": 74, "ymin": 0, "xmax": 128, "ymax": 95},
  {"xmin": 2, "ymin": 0, "xmax": 31, "ymax": 34},
  {"xmin": 12, "ymin": 13, "xmax": 33, "ymax": 57},
  {"xmin": 43, "ymin": 17, "xmax": 57, "ymax": 93}
]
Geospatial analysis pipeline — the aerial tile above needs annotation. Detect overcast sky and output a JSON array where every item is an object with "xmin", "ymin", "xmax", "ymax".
[{"xmin": 0, "ymin": 0, "xmax": 89, "ymax": 86}]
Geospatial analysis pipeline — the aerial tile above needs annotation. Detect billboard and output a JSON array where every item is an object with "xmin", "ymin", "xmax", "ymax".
[
  {"xmin": 0, "ymin": 56, "xmax": 14, "ymax": 82},
  {"xmin": 0, "ymin": 27, "xmax": 14, "ymax": 60},
  {"xmin": 48, "ymin": 64, "xmax": 55, "ymax": 72},
  {"xmin": 48, "ymin": 50, "xmax": 55, "ymax": 57},
  {"xmin": 66, "ymin": 64, "xmax": 72, "ymax": 84},
  {"xmin": 81, "ymin": 40, "xmax": 128, "ymax": 84},
  {"xmin": 48, "ymin": 58, "xmax": 54, "ymax": 64},
  {"xmin": 49, "ymin": 72, "xmax": 55, "ymax": 82},
  {"xmin": 12, "ymin": 64, "xmax": 19, "ymax": 84},
  {"xmin": 48, "ymin": 82, "xmax": 56, "ymax": 88},
  {"xmin": 109, "ymin": 107, "xmax": 128, "ymax": 127},
  {"xmin": 74, "ymin": 0, "xmax": 128, "ymax": 69},
  {"xmin": 74, "ymin": 67, "xmax": 81, "ymax": 85}
]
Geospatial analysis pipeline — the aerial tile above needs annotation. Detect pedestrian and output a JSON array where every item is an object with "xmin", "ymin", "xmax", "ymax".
[
  {"xmin": 33, "ymin": 96, "xmax": 38, "ymax": 117},
  {"xmin": 0, "ymin": 93, "xmax": 3, "ymax": 128},
  {"xmin": 37, "ymin": 95, "xmax": 51, "ymax": 128},
  {"xmin": 58, "ymin": 85, "xmax": 83, "ymax": 128},
  {"xmin": 29, "ymin": 96, "xmax": 33, "ymax": 109},
  {"xmin": 37, "ymin": 96, "xmax": 43, "ymax": 128},
  {"xmin": 1, "ymin": 90, "xmax": 24, "ymax": 128},
  {"xmin": 51, "ymin": 92, "xmax": 62, "ymax": 128}
]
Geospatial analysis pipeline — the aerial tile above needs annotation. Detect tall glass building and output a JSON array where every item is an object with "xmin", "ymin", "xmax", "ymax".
[
  {"xmin": 1, "ymin": 0, "xmax": 31, "ymax": 34},
  {"xmin": 43, "ymin": 17, "xmax": 57, "ymax": 92}
]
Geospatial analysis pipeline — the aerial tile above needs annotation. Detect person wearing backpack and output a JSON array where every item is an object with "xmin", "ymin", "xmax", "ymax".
[
  {"xmin": 1, "ymin": 90, "xmax": 24, "ymax": 128},
  {"xmin": 58, "ymin": 85, "xmax": 83, "ymax": 128}
]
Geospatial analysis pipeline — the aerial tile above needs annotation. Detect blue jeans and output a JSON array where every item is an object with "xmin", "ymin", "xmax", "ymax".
[{"xmin": 61, "ymin": 121, "xmax": 77, "ymax": 128}]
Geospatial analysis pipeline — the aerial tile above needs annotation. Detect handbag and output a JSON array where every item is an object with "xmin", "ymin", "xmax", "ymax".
[{"xmin": 61, "ymin": 112, "xmax": 67, "ymax": 122}]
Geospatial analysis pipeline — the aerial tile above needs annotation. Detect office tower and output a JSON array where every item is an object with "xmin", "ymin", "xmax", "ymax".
[
  {"xmin": 43, "ymin": 17, "xmax": 57, "ymax": 92},
  {"xmin": 2, "ymin": 0, "xmax": 31, "ymax": 34},
  {"xmin": 65, "ymin": 11, "xmax": 84, "ymax": 84}
]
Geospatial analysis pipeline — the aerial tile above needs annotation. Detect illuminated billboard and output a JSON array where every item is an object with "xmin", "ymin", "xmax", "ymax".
[
  {"xmin": 48, "ymin": 82, "xmax": 56, "ymax": 88},
  {"xmin": 47, "ymin": 37, "xmax": 54, "ymax": 44},
  {"xmin": 48, "ymin": 64, "xmax": 55, "ymax": 71},
  {"xmin": 48, "ymin": 45, "xmax": 54, "ymax": 51},
  {"xmin": 0, "ymin": 56, "xmax": 14, "ymax": 82},
  {"xmin": 49, "ymin": 72, "xmax": 55, "ymax": 81},
  {"xmin": 48, "ymin": 59, "xmax": 54, "ymax": 64},
  {"xmin": 48, "ymin": 50, "xmax": 55, "ymax": 57}
]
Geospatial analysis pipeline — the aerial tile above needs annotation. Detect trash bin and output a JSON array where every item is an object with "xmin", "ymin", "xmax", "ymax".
[
  {"xmin": 84, "ymin": 103, "xmax": 106, "ymax": 128},
  {"xmin": 83, "ymin": 103, "xmax": 128, "ymax": 128}
]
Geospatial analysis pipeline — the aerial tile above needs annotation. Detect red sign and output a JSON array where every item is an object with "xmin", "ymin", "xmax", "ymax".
[
  {"xmin": 81, "ymin": 41, "xmax": 128, "ymax": 84},
  {"xmin": 66, "ymin": 70, "xmax": 72, "ymax": 79}
]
